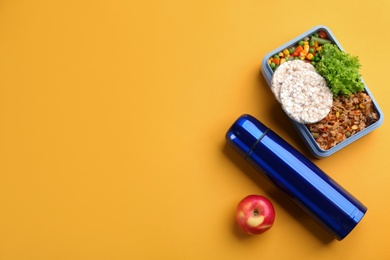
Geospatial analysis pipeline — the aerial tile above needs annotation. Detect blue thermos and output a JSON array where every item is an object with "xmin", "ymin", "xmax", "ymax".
[{"xmin": 226, "ymin": 114, "xmax": 367, "ymax": 240}]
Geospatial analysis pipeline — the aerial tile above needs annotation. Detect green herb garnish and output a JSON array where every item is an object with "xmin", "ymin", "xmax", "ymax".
[{"xmin": 315, "ymin": 43, "xmax": 364, "ymax": 96}]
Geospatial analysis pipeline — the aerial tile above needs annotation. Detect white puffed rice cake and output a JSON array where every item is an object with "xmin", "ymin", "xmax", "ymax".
[
  {"xmin": 279, "ymin": 70, "xmax": 333, "ymax": 124},
  {"xmin": 271, "ymin": 60, "xmax": 316, "ymax": 102}
]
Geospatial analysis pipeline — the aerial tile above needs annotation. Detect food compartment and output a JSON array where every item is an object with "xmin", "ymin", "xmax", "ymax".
[{"xmin": 261, "ymin": 25, "xmax": 383, "ymax": 158}]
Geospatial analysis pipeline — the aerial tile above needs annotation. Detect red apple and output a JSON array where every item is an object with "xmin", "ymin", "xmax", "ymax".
[{"xmin": 235, "ymin": 194, "xmax": 275, "ymax": 235}]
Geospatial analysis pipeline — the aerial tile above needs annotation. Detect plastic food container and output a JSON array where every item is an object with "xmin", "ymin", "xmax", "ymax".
[{"xmin": 261, "ymin": 25, "xmax": 384, "ymax": 158}]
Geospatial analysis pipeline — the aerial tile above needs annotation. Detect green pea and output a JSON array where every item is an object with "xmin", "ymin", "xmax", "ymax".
[
  {"xmin": 311, "ymin": 61, "xmax": 316, "ymax": 66},
  {"xmin": 270, "ymin": 62, "xmax": 276, "ymax": 69},
  {"xmin": 289, "ymin": 47, "xmax": 295, "ymax": 53},
  {"xmin": 273, "ymin": 54, "xmax": 279, "ymax": 58},
  {"xmin": 309, "ymin": 48, "xmax": 314, "ymax": 53},
  {"xmin": 299, "ymin": 40, "xmax": 304, "ymax": 46},
  {"xmin": 309, "ymin": 40, "xmax": 315, "ymax": 47},
  {"xmin": 313, "ymin": 33, "xmax": 319, "ymax": 37},
  {"xmin": 294, "ymin": 57, "xmax": 299, "ymax": 60},
  {"xmin": 314, "ymin": 56, "xmax": 320, "ymax": 62}
]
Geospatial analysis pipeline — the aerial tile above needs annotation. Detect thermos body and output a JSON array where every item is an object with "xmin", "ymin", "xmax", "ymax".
[{"xmin": 226, "ymin": 114, "xmax": 367, "ymax": 240}]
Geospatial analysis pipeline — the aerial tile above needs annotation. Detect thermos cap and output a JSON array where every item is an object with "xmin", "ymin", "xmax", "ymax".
[{"xmin": 226, "ymin": 114, "xmax": 268, "ymax": 158}]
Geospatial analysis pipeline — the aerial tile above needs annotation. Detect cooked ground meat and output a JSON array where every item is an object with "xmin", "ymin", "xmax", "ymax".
[{"xmin": 306, "ymin": 92, "xmax": 379, "ymax": 150}]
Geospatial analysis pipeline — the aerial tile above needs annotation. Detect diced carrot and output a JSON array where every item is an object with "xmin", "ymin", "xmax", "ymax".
[
  {"xmin": 291, "ymin": 51, "xmax": 299, "ymax": 57},
  {"xmin": 295, "ymin": 45, "xmax": 303, "ymax": 53},
  {"xmin": 272, "ymin": 57, "xmax": 280, "ymax": 65}
]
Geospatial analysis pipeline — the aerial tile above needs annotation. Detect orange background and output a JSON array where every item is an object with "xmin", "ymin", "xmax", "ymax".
[{"xmin": 1, "ymin": 1, "xmax": 389, "ymax": 259}]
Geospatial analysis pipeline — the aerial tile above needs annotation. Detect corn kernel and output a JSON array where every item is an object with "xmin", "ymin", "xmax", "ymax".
[
  {"xmin": 303, "ymin": 41, "xmax": 309, "ymax": 45},
  {"xmin": 306, "ymin": 53, "xmax": 314, "ymax": 60},
  {"xmin": 280, "ymin": 58, "xmax": 286, "ymax": 64},
  {"xmin": 336, "ymin": 111, "xmax": 340, "ymax": 118},
  {"xmin": 278, "ymin": 52, "xmax": 284, "ymax": 57},
  {"xmin": 359, "ymin": 103, "xmax": 365, "ymax": 109}
]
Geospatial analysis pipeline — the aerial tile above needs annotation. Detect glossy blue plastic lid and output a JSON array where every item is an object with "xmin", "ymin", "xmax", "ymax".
[{"xmin": 226, "ymin": 115, "xmax": 268, "ymax": 158}]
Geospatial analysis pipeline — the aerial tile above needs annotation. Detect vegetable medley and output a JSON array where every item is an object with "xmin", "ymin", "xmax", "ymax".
[
  {"xmin": 268, "ymin": 30, "xmax": 379, "ymax": 150},
  {"xmin": 268, "ymin": 30, "xmax": 330, "ymax": 70}
]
